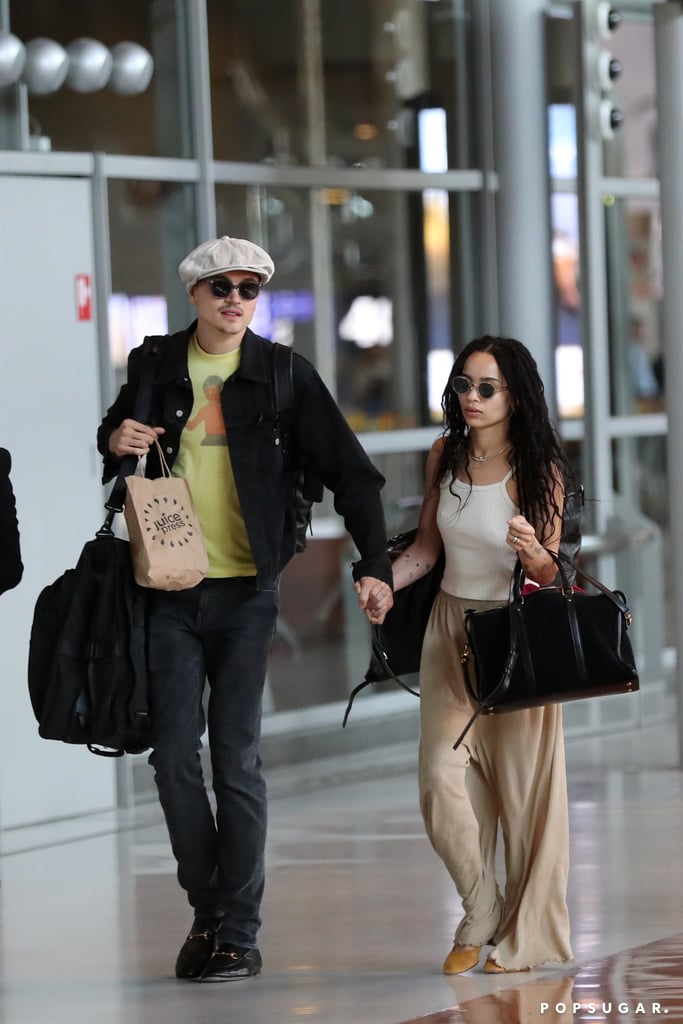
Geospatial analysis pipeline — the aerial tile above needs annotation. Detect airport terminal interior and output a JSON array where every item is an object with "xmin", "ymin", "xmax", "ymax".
[
  {"xmin": 2, "ymin": 720, "xmax": 683, "ymax": 1023},
  {"xmin": 2, "ymin": 0, "xmax": 683, "ymax": 1021}
]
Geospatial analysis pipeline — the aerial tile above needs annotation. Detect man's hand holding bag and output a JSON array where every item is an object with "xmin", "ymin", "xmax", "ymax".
[{"xmin": 125, "ymin": 443, "xmax": 209, "ymax": 590}]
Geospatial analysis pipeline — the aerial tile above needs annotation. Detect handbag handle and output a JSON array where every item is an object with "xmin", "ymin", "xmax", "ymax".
[
  {"xmin": 98, "ymin": 353, "xmax": 161, "ymax": 535},
  {"xmin": 453, "ymin": 550, "xmax": 633, "ymax": 751},
  {"xmin": 342, "ymin": 624, "xmax": 420, "ymax": 727},
  {"xmin": 131, "ymin": 439, "xmax": 171, "ymax": 479}
]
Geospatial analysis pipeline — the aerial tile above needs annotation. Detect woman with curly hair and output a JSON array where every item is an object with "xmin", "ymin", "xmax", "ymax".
[{"xmin": 388, "ymin": 336, "xmax": 575, "ymax": 975}]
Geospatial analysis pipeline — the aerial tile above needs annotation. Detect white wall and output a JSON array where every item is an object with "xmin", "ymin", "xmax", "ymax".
[{"xmin": 0, "ymin": 174, "xmax": 117, "ymax": 828}]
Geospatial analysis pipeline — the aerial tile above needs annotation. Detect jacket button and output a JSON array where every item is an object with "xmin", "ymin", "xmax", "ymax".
[
  {"xmin": 166, "ymin": 446, "xmax": 173, "ymax": 455},
  {"xmin": 176, "ymin": 409, "xmax": 184, "ymax": 417}
]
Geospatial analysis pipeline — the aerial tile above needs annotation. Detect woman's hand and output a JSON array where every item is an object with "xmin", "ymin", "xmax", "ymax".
[
  {"xmin": 505, "ymin": 515, "xmax": 539, "ymax": 557},
  {"xmin": 506, "ymin": 514, "xmax": 558, "ymax": 586}
]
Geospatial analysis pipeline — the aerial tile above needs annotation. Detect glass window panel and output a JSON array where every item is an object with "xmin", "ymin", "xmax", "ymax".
[
  {"xmin": 207, "ymin": 0, "xmax": 474, "ymax": 169},
  {"xmin": 108, "ymin": 179, "xmax": 196, "ymax": 392},
  {"xmin": 550, "ymin": 191, "xmax": 584, "ymax": 419},
  {"xmin": 605, "ymin": 197, "xmax": 664, "ymax": 417},
  {"xmin": 207, "ymin": 0, "xmax": 303, "ymax": 164},
  {"xmin": 329, "ymin": 186, "xmax": 461, "ymax": 433},
  {"xmin": 268, "ymin": 448, "xmax": 428, "ymax": 711},
  {"xmin": 215, "ymin": 184, "xmax": 317, "ymax": 365},
  {"xmin": 331, "ymin": 186, "xmax": 416, "ymax": 431},
  {"xmin": 8, "ymin": 0, "xmax": 188, "ymax": 156},
  {"xmin": 320, "ymin": 0, "xmax": 474, "ymax": 171},
  {"xmin": 613, "ymin": 435, "xmax": 670, "ymax": 645}
]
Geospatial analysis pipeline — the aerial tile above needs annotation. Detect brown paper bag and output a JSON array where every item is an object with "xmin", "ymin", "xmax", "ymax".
[{"xmin": 124, "ymin": 446, "xmax": 209, "ymax": 590}]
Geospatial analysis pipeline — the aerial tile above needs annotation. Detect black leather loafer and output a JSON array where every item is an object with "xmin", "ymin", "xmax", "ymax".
[
  {"xmin": 198, "ymin": 943, "xmax": 262, "ymax": 982},
  {"xmin": 175, "ymin": 917, "xmax": 221, "ymax": 979}
]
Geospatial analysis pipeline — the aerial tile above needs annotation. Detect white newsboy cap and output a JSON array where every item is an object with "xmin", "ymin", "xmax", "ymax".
[{"xmin": 178, "ymin": 235, "xmax": 275, "ymax": 290}]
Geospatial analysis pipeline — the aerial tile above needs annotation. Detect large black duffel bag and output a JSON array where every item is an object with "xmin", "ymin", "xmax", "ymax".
[
  {"xmin": 28, "ymin": 532, "xmax": 151, "ymax": 756},
  {"xmin": 27, "ymin": 352, "xmax": 159, "ymax": 756}
]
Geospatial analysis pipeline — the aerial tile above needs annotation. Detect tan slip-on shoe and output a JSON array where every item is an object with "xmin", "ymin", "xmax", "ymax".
[
  {"xmin": 483, "ymin": 956, "xmax": 532, "ymax": 974},
  {"xmin": 443, "ymin": 944, "xmax": 482, "ymax": 975}
]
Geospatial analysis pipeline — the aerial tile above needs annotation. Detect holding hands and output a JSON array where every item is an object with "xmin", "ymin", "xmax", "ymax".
[{"xmin": 355, "ymin": 577, "xmax": 394, "ymax": 625}]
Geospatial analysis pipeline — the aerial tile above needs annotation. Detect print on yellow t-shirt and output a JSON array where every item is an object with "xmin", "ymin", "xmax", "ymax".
[
  {"xmin": 172, "ymin": 338, "xmax": 256, "ymax": 577},
  {"xmin": 185, "ymin": 375, "xmax": 227, "ymax": 446}
]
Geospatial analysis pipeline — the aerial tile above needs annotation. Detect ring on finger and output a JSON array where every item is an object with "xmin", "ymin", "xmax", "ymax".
[{"xmin": 512, "ymin": 535, "xmax": 520, "ymax": 545}]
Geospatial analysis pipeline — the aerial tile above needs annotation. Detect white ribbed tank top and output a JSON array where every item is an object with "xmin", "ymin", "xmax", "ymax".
[{"xmin": 437, "ymin": 470, "xmax": 519, "ymax": 601}]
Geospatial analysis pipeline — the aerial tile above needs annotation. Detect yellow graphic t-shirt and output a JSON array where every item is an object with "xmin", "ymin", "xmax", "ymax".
[{"xmin": 172, "ymin": 336, "xmax": 256, "ymax": 577}]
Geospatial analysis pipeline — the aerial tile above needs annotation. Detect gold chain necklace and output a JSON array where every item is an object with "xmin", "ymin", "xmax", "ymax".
[{"xmin": 470, "ymin": 444, "xmax": 509, "ymax": 463}]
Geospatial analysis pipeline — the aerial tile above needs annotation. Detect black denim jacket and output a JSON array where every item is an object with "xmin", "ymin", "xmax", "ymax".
[{"xmin": 97, "ymin": 323, "xmax": 393, "ymax": 590}]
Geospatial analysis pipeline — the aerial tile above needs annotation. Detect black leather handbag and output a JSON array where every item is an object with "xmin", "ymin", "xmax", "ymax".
[
  {"xmin": 454, "ymin": 550, "xmax": 639, "ymax": 750},
  {"xmin": 342, "ymin": 529, "xmax": 445, "ymax": 725}
]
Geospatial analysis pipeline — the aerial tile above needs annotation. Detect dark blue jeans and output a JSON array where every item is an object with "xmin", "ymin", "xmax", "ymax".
[{"xmin": 146, "ymin": 577, "xmax": 279, "ymax": 949}]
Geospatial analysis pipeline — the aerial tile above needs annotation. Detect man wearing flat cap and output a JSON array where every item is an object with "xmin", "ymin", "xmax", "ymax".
[{"xmin": 97, "ymin": 236, "xmax": 394, "ymax": 982}]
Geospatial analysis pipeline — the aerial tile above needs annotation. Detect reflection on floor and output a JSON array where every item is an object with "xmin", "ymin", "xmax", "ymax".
[
  {"xmin": 1, "ymin": 718, "xmax": 682, "ymax": 1024},
  {"xmin": 399, "ymin": 934, "xmax": 683, "ymax": 1023}
]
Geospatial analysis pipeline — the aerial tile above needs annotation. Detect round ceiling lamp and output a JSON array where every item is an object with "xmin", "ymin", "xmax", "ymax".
[
  {"xmin": 66, "ymin": 38, "xmax": 113, "ymax": 93},
  {"xmin": 109, "ymin": 42, "xmax": 154, "ymax": 95},
  {"xmin": 0, "ymin": 32, "xmax": 26, "ymax": 88},
  {"xmin": 22, "ymin": 37, "xmax": 69, "ymax": 95}
]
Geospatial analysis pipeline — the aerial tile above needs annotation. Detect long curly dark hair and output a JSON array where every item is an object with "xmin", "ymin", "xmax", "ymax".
[{"xmin": 435, "ymin": 336, "xmax": 576, "ymax": 544}]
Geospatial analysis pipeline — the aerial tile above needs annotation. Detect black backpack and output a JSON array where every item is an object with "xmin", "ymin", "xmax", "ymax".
[
  {"xmin": 271, "ymin": 343, "xmax": 324, "ymax": 552},
  {"xmin": 28, "ymin": 534, "xmax": 151, "ymax": 756}
]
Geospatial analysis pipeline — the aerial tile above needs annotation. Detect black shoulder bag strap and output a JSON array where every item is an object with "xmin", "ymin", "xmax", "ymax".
[{"xmin": 97, "ymin": 350, "xmax": 161, "ymax": 536}]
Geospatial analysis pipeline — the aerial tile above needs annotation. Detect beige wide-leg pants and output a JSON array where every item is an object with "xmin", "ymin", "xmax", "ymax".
[{"xmin": 419, "ymin": 589, "xmax": 573, "ymax": 970}]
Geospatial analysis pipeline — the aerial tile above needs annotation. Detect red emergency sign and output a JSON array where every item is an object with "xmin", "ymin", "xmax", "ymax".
[{"xmin": 75, "ymin": 274, "xmax": 92, "ymax": 321}]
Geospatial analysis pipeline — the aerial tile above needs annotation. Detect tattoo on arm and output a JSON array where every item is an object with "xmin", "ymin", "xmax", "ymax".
[{"xmin": 402, "ymin": 553, "xmax": 434, "ymax": 579}]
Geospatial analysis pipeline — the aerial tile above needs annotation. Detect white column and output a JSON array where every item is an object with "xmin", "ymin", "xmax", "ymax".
[
  {"xmin": 654, "ymin": 2, "xmax": 683, "ymax": 765},
  {"xmin": 488, "ymin": 0, "xmax": 555, "ymax": 407}
]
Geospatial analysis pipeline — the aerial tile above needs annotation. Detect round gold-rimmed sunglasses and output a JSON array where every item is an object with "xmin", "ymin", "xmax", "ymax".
[{"xmin": 451, "ymin": 375, "xmax": 509, "ymax": 400}]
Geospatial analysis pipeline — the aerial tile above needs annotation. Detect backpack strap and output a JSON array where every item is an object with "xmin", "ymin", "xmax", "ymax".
[
  {"xmin": 270, "ymin": 344, "xmax": 324, "ymax": 498},
  {"xmin": 271, "ymin": 342, "xmax": 294, "ymax": 416}
]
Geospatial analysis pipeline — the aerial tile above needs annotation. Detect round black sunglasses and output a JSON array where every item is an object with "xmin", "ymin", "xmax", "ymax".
[{"xmin": 204, "ymin": 277, "xmax": 262, "ymax": 301}]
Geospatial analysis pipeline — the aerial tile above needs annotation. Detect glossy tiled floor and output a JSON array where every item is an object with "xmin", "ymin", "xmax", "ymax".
[{"xmin": 1, "ymin": 717, "xmax": 682, "ymax": 1024}]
